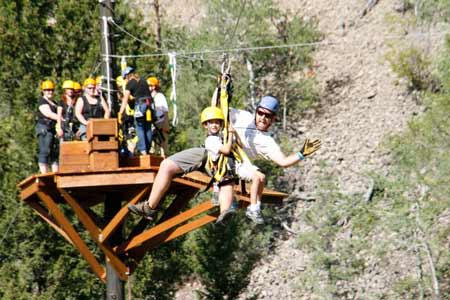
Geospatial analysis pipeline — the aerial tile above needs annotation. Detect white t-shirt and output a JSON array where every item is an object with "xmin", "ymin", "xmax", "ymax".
[
  {"xmin": 204, "ymin": 134, "xmax": 258, "ymax": 181},
  {"xmin": 229, "ymin": 108, "xmax": 282, "ymax": 161},
  {"xmin": 204, "ymin": 135, "xmax": 222, "ymax": 162},
  {"xmin": 153, "ymin": 92, "xmax": 169, "ymax": 123}
]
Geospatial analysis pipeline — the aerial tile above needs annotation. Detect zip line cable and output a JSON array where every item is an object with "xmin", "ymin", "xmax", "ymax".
[
  {"xmin": 225, "ymin": 0, "xmax": 247, "ymax": 46},
  {"xmin": 106, "ymin": 40, "xmax": 332, "ymax": 58},
  {"xmin": 102, "ymin": 21, "xmax": 446, "ymax": 59},
  {"xmin": 108, "ymin": 17, "xmax": 157, "ymax": 50}
]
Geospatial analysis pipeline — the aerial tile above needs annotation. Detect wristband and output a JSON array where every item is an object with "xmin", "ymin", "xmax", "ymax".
[{"xmin": 296, "ymin": 151, "xmax": 305, "ymax": 161}]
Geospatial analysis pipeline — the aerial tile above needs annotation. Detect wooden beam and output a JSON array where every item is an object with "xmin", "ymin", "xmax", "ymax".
[
  {"xmin": 36, "ymin": 189, "xmax": 106, "ymax": 282},
  {"xmin": 59, "ymin": 189, "xmax": 129, "ymax": 280},
  {"xmin": 100, "ymin": 186, "xmax": 150, "ymax": 243},
  {"xmin": 156, "ymin": 213, "xmax": 218, "ymax": 245},
  {"xmin": 128, "ymin": 213, "xmax": 218, "ymax": 261},
  {"xmin": 20, "ymin": 179, "xmax": 40, "ymax": 202},
  {"xmin": 27, "ymin": 201, "xmax": 74, "ymax": 246},
  {"xmin": 57, "ymin": 171, "xmax": 155, "ymax": 188},
  {"xmin": 157, "ymin": 188, "xmax": 198, "ymax": 223},
  {"xmin": 119, "ymin": 200, "xmax": 213, "ymax": 253}
]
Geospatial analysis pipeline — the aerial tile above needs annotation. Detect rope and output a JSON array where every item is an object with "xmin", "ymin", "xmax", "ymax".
[{"xmin": 168, "ymin": 52, "xmax": 178, "ymax": 126}]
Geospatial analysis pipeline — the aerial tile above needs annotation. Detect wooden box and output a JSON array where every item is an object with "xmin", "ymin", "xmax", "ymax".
[
  {"xmin": 89, "ymin": 136, "xmax": 119, "ymax": 152},
  {"xmin": 59, "ymin": 141, "xmax": 90, "ymax": 173},
  {"xmin": 89, "ymin": 151, "xmax": 119, "ymax": 171},
  {"xmin": 119, "ymin": 155, "xmax": 163, "ymax": 168},
  {"xmin": 87, "ymin": 118, "xmax": 117, "ymax": 141}
]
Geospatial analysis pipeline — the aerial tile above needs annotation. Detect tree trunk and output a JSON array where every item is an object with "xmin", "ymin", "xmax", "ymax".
[{"xmin": 153, "ymin": 0, "xmax": 162, "ymax": 49}]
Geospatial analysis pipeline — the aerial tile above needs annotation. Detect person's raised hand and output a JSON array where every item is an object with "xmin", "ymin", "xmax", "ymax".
[{"xmin": 300, "ymin": 138, "xmax": 321, "ymax": 157}]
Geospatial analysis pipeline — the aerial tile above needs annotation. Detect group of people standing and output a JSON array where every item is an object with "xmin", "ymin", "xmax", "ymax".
[
  {"xmin": 36, "ymin": 69, "xmax": 169, "ymax": 174},
  {"xmin": 36, "ymin": 77, "xmax": 109, "ymax": 173}
]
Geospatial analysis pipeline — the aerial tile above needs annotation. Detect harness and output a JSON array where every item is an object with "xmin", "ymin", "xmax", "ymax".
[
  {"xmin": 81, "ymin": 96, "xmax": 103, "ymax": 120},
  {"xmin": 205, "ymin": 61, "xmax": 251, "ymax": 186}
]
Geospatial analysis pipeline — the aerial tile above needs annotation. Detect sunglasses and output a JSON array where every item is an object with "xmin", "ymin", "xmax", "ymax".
[
  {"xmin": 43, "ymin": 89, "xmax": 54, "ymax": 92},
  {"xmin": 256, "ymin": 110, "xmax": 274, "ymax": 119}
]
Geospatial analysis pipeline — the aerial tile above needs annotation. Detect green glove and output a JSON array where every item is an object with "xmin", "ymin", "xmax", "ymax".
[{"xmin": 299, "ymin": 138, "xmax": 321, "ymax": 157}]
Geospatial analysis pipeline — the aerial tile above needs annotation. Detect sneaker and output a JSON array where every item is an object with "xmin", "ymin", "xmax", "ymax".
[
  {"xmin": 246, "ymin": 208, "xmax": 264, "ymax": 225},
  {"xmin": 215, "ymin": 207, "xmax": 236, "ymax": 225},
  {"xmin": 128, "ymin": 202, "xmax": 157, "ymax": 221}
]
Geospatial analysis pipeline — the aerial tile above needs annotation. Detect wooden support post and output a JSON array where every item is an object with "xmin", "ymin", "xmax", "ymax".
[
  {"xmin": 36, "ymin": 189, "xmax": 106, "ymax": 282},
  {"xmin": 59, "ymin": 189, "xmax": 128, "ymax": 280},
  {"xmin": 100, "ymin": 186, "xmax": 150, "ymax": 242},
  {"xmin": 27, "ymin": 201, "xmax": 75, "ymax": 246}
]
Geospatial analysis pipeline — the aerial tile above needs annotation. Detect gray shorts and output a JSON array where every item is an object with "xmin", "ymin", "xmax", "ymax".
[{"xmin": 168, "ymin": 147, "xmax": 206, "ymax": 174}]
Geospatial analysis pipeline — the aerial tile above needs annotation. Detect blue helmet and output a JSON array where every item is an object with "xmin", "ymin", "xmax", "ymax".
[
  {"xmin": 122, "ymin": 66, "xmax": 135, "ymax": 77},
  {"xmin": 257, "ymin": 96, "xmax": 280, "ymax": 114}
]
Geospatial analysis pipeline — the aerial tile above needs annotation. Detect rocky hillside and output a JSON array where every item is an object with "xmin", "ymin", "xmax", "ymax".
[
  {"xmin": 239, "ymin": 1, "xmax": 448, "ymax": 299},
  {"xmin": 135, "ymin": 0, "xmax": 448, "ymax": 298}
]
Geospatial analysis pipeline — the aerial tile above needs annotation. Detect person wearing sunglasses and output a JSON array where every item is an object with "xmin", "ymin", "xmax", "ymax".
[
  {"xmin": 36, "ymin": 80, "xmax": 63, "ymax": 174},
  {"xmin": 58, "ymin": 80, "xmax": 78, "ymax": 141},
  {"xmin": 128, "ymin": 95, "xmax": 321, "ymax": 224},
  {"xmin": 75, "ymin": 78, "xmax": 110, "ymax": 140}
]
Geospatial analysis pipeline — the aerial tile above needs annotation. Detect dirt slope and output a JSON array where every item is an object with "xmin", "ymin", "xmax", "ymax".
[
  {"xmin": 134, "ymin": 0, "xmax": 448, "ymax": 298},
  {"xmin": 238, "ymin": 0, "xmax": 447, "ymax": 299}
]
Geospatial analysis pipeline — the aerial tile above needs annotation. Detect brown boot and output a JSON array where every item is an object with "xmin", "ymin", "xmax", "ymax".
[{"xmin": 128, "ymin": 202, "xmax": 157, "ymax": 221}]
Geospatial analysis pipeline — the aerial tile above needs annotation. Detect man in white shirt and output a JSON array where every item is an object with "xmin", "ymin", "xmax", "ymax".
[
  {"xmin": 148, "ymin": 76, "xmax": 170, "ymax": 157},
  {"xmin": 128, "ymin": 96, "xmax": 321, "ymax": 221}
]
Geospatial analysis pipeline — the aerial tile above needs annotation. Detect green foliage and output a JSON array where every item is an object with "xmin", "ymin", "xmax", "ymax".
[
  {"xmin": 385, "ymin": 45, "xmax": 433, "ymax": 92},
  {"xmin": 185, "ymin": 215, "xmax": 271, "ymax": 299},
  {"xmin": 415, "ymin": 0, "xmax": 450, "ymax": 22},
  {"xmin": 294, "ymin": 39, "xmax": 450, "ymax": 299},
  {"xmin": 1, "ymin": 0, "xmax": 320, "ymax": 298}
]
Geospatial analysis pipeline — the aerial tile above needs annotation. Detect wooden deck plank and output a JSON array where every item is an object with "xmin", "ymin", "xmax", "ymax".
[
  {"xmin": 99, "ymin": 186, "xmax": 150, "ymax": 243},
  {"xmin": 57, "ymin": 171, "xmax": 155, "ymax": 188},
  {"xmin": 59, "ymin": 189, "xmax": 129, "ymax": 280},
  {"xmin": 36, "ymin": 189, "xmax": 106, "ymax": 282}
]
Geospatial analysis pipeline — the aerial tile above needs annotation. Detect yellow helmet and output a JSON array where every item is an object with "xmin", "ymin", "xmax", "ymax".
[
  {"xmin": 147, "ymin": 76, "xmax": 160, "ymax": 87},
  {"xmin": 200, "ymin": 106, "xmax": 224, "ymax": 124},
  {"xmin": 83, "ymin": 78, "xmax": 96, "ymax": 87},
  {"xmin": 41, "ymin": 80, "xmax": 55, "ymax": 90},
  {"xmin": 73, "ymin": 82, "xmax": 81, "ymax": 91},
  {"xmin": 62, "ymin": 80, "xmax": 75, "ymax": 89},
  {"xmin": 116, "ymin": 76, "xmax": 125, "ymax": 88},
  {"xmin": 95, "ymin": 76, "xmax": 103, "ymax": 85}
]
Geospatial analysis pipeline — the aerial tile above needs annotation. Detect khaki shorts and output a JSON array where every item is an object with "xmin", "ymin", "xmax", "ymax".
[
  {"xmin": 168, "ymin": 147, "xmax": 207, "ymax": 174},
  {"xmin": 236, "ymin": 162, "xmax": 259, "ymax": 181}
]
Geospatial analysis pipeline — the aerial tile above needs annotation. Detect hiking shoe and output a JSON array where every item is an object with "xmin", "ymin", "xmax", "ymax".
[
  {"xmin": 215, "ymin": 207, "xmax": 236, "ymax": 226},
  {"xmin": 246, "ymin": 208, "xmax": 264, "ymax": 225},
  {"xmin": 128, "ymin": 202, "xmax": 157, "ymax": 221}
]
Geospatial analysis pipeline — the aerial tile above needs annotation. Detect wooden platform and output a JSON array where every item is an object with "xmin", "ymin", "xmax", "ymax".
[{"xmin": 17, "ymin": 157, "xmax": 287, "ymax": 282}]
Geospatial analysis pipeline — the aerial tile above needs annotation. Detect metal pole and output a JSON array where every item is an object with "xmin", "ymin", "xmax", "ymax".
[
  {"xmin": 99, "ymin": 2, "xmax": 123, "ymax": 300},
  {"xmin": 99, "ymin": 0, "xmax": 117, "ymax": 115}
]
